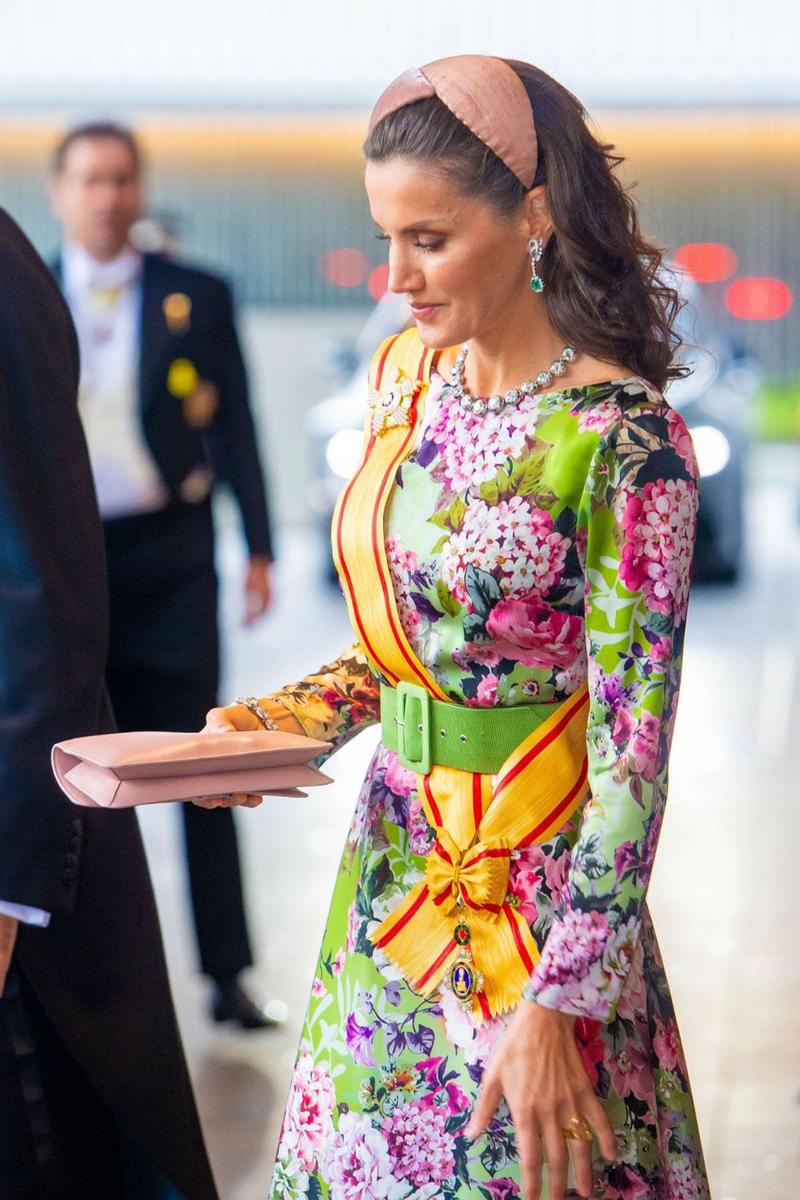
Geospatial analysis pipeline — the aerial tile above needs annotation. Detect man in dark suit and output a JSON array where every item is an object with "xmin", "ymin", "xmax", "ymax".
[
  {"xmin": 0, "ymin": 208, "xmax": 218, "ymax": 1199},
  {"xmin": 49, "ymin": 121, "xmax": 281, "ymax": 1028}
]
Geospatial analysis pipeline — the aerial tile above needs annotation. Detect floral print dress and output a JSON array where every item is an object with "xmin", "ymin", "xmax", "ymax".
[{"xmin": 265, "ymin": 371, "xmax": 710, "ymax": 1200}]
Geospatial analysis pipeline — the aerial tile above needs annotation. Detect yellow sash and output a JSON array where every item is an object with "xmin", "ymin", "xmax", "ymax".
[{"xmin": 333, "ymin": 329, "xmax": 589, "ymax": 1021}]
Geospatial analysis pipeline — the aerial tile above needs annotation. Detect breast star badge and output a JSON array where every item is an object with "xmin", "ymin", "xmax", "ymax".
[{"xmin": 368, "ymin": 367, "xmax": 419, "ymax": 435}]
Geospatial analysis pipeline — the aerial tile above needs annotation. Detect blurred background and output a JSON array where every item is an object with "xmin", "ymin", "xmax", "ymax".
[{"xmin": 1, "ymin": 2, "xmax": 798, "ymax": 1197}]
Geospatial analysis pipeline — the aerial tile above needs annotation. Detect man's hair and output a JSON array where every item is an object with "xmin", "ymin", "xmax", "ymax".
[{"xmin": 52, "ymin": 121, "xmax": 141, "ymax": 175}]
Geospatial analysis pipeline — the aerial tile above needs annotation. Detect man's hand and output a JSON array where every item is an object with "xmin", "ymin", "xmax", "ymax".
[
  {"xmin": 243, "ymin": 555, "xmax": 273, "ymax": 625},
  {"xmin": 0, "ymin": 915, "xmax": 19, "ymax": 997}
]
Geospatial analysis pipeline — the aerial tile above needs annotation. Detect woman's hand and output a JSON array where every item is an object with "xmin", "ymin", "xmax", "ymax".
[
  {"xmin": 466, "ymin": 1001, "xmax": 616, "ymax": 1200},
  {"xmin": 191, "ymin": 703, "xmax": 266, "ymax": 810}
]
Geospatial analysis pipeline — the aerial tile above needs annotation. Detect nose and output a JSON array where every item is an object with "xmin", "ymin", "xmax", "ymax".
[{"xmin": 387, "ymin": 245, "xmax": 424, "ymax": 296}]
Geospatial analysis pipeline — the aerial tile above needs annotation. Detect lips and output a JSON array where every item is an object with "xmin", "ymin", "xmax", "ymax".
[{"xmin": 409, "ymin": 302, "xmax": 443, "ymax": 319}]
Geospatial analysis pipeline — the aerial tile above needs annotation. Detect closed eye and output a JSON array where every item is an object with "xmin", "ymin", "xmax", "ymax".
[{"xmin": 375, "ymin": 232, "xmax": 443, "ymax": 253}]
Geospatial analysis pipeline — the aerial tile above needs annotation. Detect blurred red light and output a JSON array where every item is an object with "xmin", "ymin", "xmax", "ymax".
[
  {"xmin": 725, "ymin": 277, "xmax": 792, "ymax": 321},
  {"xmin": 318, "ymin": 247, "xmax": 369, "ymax": 288},
  {"xmin": 674, "ymin": 242, "xmax": 738, "ymax": 283},
  {"xmin": 368, "ymin": 263, "xmax": 390, "ymax": 301}
]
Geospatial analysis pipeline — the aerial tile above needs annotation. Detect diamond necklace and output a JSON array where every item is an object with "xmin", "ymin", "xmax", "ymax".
[{"xmin": 450, "ymin": 343, "xmax": 577, "ymax": 417}]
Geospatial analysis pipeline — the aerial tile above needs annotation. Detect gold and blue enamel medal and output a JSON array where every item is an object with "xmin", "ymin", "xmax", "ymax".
[
  {"xmin": 368, "ymin": 367, "xmax": 419, "ymax": 436},
  {"xmin": 446, "ymin": 921, "xmax": 483, "ymax": 1008}
]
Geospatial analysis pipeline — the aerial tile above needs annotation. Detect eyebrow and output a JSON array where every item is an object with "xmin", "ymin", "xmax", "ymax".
[{"xmin": 373, "ymin": 219, "xmax": 450, "ymax": 235}]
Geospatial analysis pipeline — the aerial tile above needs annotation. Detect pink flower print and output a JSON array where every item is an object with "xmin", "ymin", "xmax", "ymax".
[
  {"xmin": 332, "ymin": 949, "xmax": 346, "ymax": 976},
  {"xmin": 322, "ymin": 1112, "xmax": 399, "ymax": 1200},
  {"xmin": 415, "ymin": 1062, "xmax": 470, "ymax": 1116},
  {"xmin": 534, "ymin": 906, "xmax": 611, "ymax": 990},
  {"xmin": 346, "ymin": 902, "xmax": 361, "ymax": 954},
  {"xmin": 345, "ymin": 1013, "xmax": 378, "ymax": 1067},
  {"xmin": 649, "ymin": 635, "xmax": 673, "ymax": 669},
  {"xmin": 281, "ymin": 1051, "xmax": 336, "ymax": 1173},
  {"xmin": 508, "ymin": 844, "xmax": 546, "ymax": 923},
  {"xmin": 384, "ymin": 534, "xmax": 422, "ymax": 644},
  {"xmin": 573, "ymin": 398, "xmax": 620, "ymax": 436},
  {"xmin": 605, "ymin": 1165, "xmax": 652, "ymax": 1198},
  {"xmin": 484, "ymin": 598, "xmax": 583, "ymax": 669},
  {"xmin": 609, "ymin": 1039, "xmax": 653, "ymax": 1103},
  {"xmin": 667, "ymin": 408, "xmax": 698, "ymax": 474},
  {"xmin": 612, "ymin": 704, "xmax": 636, "ymax": 748},
  {"xmin": 475, "ymin": 673, "xmax": 499, "ymax": 707},
  {"xmin": 617, "ymin": 477, "xmax": 698, "ymax": 625},
  {"xmin": 425, "ymin": 383, "xmax": 535, "ymax": 494},
  {"xmin": 381, "ymin": 1101, "xmax": 455, "ymax": 1188},
  {"xmin": 484, "ymin": 1180, "xmax": 521, "ymax": 1199},
  {"xmin": 383, "ymin": 754, "xmax": 417, "ymax": 799},
  {"xmin": 573, "ymin": 1017, "xmax": 606, "ymax": 1090},
  {"xmin": 652, "ymin": 1017, "xmax": 688, "ymax": 1076},
  {"xmin": 663, "ymin": 1157, "xmax": 709, "ymax": 1199},
  {"xmin": 407, "ymin": 795, "xmax": 434, "ymax": 857},
  {"xmin": 628, "ymin": 710, "xmax": 661, "ymax": 781},
  {"xmin": 311, "ymin": 976, "xmax": 326, "ymax": 998},
  {"xmin": 543, "ymin": 846, "xmax": 571, "ymax": 901},
  {"xmin": 441, "ymin": 497, "xmax": 569, "ymax": 606}
]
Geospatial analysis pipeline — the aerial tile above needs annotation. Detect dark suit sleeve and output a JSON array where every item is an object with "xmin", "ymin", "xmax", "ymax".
[
  {"xmin": 0, "ymin": 210, "xmax": 111, "ymax": 914},
  {"xmin": 205, "ymin": 280, "xmax": 274, "ymax": 560}
]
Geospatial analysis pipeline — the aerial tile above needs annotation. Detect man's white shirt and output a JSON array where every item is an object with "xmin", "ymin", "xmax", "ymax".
[{"xmin": 62, "ymin": 242, "xmax": 168, "ymax": 519}]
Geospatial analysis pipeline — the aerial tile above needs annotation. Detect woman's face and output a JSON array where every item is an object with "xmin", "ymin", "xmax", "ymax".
[{"xmin": 365, "ymin": 156, "xmax": 532, "ymax": 350}]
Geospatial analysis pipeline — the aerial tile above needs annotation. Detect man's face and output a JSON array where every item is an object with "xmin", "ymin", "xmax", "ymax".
[{"xmin": 50, "ymin": 136, "xmax": 143, "ymax": 260}]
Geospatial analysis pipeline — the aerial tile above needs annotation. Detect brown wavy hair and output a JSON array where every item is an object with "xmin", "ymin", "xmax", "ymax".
[{"xmin": 364, "ymin": 59, "xmax": 688, "ymax": 393}]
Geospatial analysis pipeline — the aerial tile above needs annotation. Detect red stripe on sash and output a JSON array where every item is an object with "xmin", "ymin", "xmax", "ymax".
[
  {"xmin": 332, "ymin": 335, "xmax": 403, "ymax": 683},
  {"xmin": 472, "ymin": 773, "xmax": 483, "ymax": 830},
  {"xmin": 368, "ymin": 348, "xmax": 443, "ymax": 697},
  {"xmin": 334, "ymin": 486, "xmax": 398, "ymax": 684},
  {"xmin": 518, "ymin": 756, "xmax": 589, "ymax": 848},
  {"xmin": 416, "ymin": 937, "xmax": 457, "ymax": 990},
  {"xmin": 503, "ymin": 905, "xmax": 536, "ymax": 974},
  {"xmin": 422, "ymin": 776, "xmax": 443, "ymax": 828},
  {"xmin": 374, "ymin": 884, "xmax": 431, "ymax": 949},
  {"xmin": 494, "ymin": 689, "xmax": 589, "ymax": 799},
  {"xmin": 478, "ymin": 992, "xmax": 492, "ymax": 1021}
]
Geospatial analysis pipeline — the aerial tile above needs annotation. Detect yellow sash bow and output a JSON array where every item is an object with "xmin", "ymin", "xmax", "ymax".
[{"xmin": 332, "ymin": 329, "xmax": 589, "ymax": 1021}]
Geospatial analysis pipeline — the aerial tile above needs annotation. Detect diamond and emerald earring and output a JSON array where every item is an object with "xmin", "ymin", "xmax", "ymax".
[{"xmin": 529, "ymin": 236, "xmax": 545, "ymax": 293}]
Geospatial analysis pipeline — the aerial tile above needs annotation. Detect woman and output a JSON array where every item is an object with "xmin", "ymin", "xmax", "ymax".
[{"xmin": 199, "ymin": 56, "xmax": 709, "ymax": 1200}]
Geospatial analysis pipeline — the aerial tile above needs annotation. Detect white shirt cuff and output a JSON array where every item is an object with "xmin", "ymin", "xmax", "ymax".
[{"xmin": 0, "ymin": 901, "xmax": 51, "ymax": 927}]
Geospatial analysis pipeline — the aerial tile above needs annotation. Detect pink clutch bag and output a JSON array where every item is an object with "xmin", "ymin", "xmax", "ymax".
[{"xmin": 51, "ymin": 729, "xmax": 332, "ymax": 809}]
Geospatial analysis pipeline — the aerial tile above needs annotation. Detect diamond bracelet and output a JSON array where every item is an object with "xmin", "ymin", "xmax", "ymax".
[{"xmin": 235, "ymin": 695, "xmax": 279, "ymax": 731}]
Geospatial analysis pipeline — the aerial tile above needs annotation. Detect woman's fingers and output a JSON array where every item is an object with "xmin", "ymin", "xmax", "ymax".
[
  {"xmin": 543, "ymin": 1121, "xmax": 569, "ymax": 1200},
  {"xmin": 465, "ymin": 1065, "xmax": 503, "ymax": 1139},
  {"xmin": 515, "ymin": 1120, "xmax": 543, "ymax": 1200},
  {"xmin": 583, "ymin": 1091, "xmax": 618, "ymax": 1161},
  {"xmin": 202, "ymin": 708, "xmax": 238, "ymax": 733},
  {"xmin": 565, "ymin": 1131, "xmax": 594, "ymax": 1197},
  {"xmin": 190, "ymin": 792, "xmax": 262, "ymax": 808}
]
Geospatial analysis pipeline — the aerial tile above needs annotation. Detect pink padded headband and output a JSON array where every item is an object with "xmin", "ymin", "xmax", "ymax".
[{"xmin": 368, "ymin": 55, "xmax": 538, "ymax": 190}]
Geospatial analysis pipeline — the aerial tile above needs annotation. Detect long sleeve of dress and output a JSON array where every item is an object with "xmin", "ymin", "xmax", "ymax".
[
  {"xmin": 525, "ymin": 400, "xmax": 699, "ymax": 1022},
  {"xmin": 256, "ymin": 642, "xmax": 381, "ymax": 760}
]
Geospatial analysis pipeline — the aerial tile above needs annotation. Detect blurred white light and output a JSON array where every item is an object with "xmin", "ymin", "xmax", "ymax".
[
  {"xmin": 690, "ymin": 424, "xmax": 731, "ymax": 478},
  {"xmin": 325, "ymin": 428, "xmax": 363, "ymax": 480}
]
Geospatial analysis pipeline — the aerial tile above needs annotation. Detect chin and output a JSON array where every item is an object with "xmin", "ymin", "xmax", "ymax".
[{"xmin": 412, "ymin": 320, "xmax": 462, "ymax": 351}]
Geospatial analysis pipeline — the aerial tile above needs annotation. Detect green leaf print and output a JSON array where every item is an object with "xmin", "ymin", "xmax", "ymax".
[
  {"xmin": 464, "ymin": 563, "xmax": 503, "ymax": 617},
  {"xmin": 431, "ymin": 494, "xmax": 467, "ymax": 533},
  {"xmin": 436, "ymin": 578, "xmax": 462, "ymax": 618}
]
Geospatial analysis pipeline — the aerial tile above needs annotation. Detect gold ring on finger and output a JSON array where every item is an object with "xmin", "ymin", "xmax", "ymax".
[{"xmin": 562, "ymin": 1115, "xmax": 593, "ymax": 1142}]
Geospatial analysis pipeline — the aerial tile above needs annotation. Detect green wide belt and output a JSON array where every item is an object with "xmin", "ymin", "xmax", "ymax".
[{"xmin": 380, "ymin": 680, "xmax": 555, "ymax": 775}]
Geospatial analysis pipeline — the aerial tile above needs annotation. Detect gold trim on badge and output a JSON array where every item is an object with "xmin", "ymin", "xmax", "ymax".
[
  {"xmin": 367, "ymin": 367, "xmax": 419, "ymax": 436},
  {"xmin": 163, "ymin": 292, "xmax": 192, "ymax": 332}
]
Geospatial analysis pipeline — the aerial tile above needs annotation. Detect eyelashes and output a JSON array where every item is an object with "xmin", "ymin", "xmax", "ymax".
[{"xmin": 374, "ymin": 233, "xmax": 443, "ymax": 253}]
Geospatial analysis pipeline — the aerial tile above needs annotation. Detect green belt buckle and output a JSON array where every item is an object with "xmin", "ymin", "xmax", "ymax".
[{"xmin": 395, "ymin": 681, "xmax": 432, "ymax": 775}]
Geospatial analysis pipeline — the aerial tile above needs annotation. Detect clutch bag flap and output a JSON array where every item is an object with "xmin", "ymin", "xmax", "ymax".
[{"xmin": 55, "ymin": 729, "xmax": 331, "ymax": 780}]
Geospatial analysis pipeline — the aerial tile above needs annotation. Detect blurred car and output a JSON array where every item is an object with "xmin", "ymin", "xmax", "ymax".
[{"xmin": 307, "ymin": 273, "xmax": 755, "ymax": 584}]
